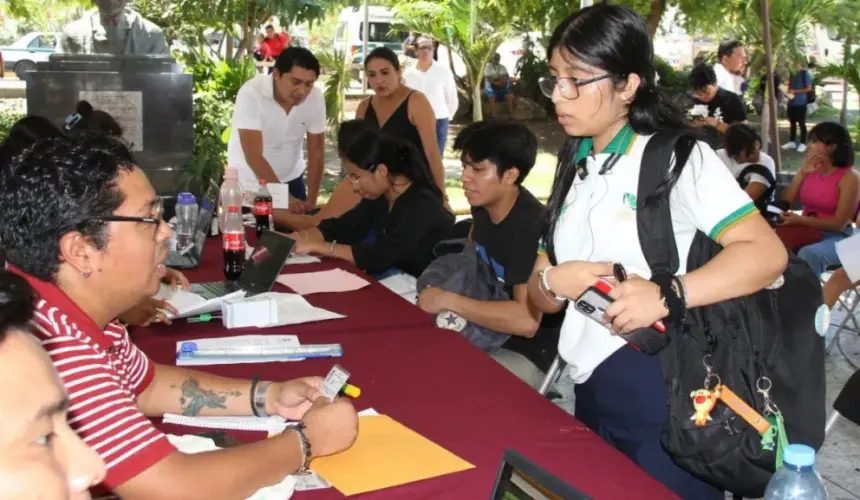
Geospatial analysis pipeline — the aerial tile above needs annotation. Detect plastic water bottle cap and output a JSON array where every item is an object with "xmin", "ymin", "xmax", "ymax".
[
  {"xmin": 259, "ymin": 179, "xmax": 268, "ymax": 186},
  {"xmin": 783, "ymin": 444, "xmax": 816, "ymax": 467},
  {"xmin": 177, "ymin": 192, "xmax": 196, "ymax": 205}
]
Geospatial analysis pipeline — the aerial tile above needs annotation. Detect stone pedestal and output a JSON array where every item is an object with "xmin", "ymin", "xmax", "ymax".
[{"xmin": 27, "ymin": 54, "xmax": 193, "ymax": 196}]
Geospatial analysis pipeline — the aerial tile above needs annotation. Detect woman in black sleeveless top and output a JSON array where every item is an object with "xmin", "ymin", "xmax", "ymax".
[{"xmin": 357, "ymin": 47, "xmax": 448, "ymax": 199}]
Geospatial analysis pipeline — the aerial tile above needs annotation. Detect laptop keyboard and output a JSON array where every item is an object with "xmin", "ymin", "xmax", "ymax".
[{"xmin": 194, "ymin": 281, "xmax": 240, "ymax": 299}]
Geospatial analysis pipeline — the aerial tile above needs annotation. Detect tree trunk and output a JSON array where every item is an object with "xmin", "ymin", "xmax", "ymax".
[
  {"xmin": 646, "ymin": 0, "xmax": 667, "ymax": 36},
  {"xmin": 472, "ymin": 72, "xmax": 483, "ymax": 121},
  {"xmin": 840, "ymin": 34, "xmax": 852, "ymax": 126}
]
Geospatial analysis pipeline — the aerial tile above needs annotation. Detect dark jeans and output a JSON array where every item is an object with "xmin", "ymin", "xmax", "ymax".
[
  {"xmin": 288, "ymin": 175, "xmax": 307, "ymax": 201},
  {"xmin": 788, "ymin": 104, "xmax": 808, "ymax": 144},
  {"xmin": 575, "ymin": 346, "xmax": 724, "ymax": 500},
  {"xmin": 435, "ymin": 118, "xmax": 450, "ymax": 157}
]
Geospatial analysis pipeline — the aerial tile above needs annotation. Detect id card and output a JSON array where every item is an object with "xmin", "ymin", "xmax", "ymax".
[{"xmin": 320, "ymin": 364, "xmax": 350, "ymax": 401}]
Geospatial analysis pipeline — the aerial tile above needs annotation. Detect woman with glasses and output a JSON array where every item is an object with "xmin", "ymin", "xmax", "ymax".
[
  {"xmin": 356, "ymin": 47, "xmax": 448, "ymax": 201},
  {"xmin": 291, "ymin": 130, "xmax": 453, "ymax": 278},
  {"xmin": 525, "ymin": 5, "xmax": 786, "ymax": 499}
]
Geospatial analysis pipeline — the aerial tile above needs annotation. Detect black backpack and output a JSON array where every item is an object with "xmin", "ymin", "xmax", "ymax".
[
  {"xmin": 633, "ymin": 130, "xmax": 826, "ymax": 498},
  {"xmin": 736, "ymin": 163, "xmax": 777, "ymax": 215}
]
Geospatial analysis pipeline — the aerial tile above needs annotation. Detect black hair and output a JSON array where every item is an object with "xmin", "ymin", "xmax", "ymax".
[
  {"xmin": 0, "ymin": 134, "xmax": 136, "ymax": 282},
  {"xmin": 336, "ymin": 119, "xmax": 375, "ymax": 155},
  {"xmin": 0, "ymin": 115, "xmax": 65, "ymax": 169},
  {"xmin": 265, "ymin": 24, "xmax": 274, "ymax": 31},
  {"xmin": 724, "ymin": 123, "xmax": 761, "ymax": 158},
  {"xmin": 0, "ymin": 270, "xmax": 35, "ymax": 345},
  {"xmin": 453, "ymin": 120, "xmax": 537, "ymax": 184},
  {"xmin": 809, "ymin": 122, "xmax": 855, "ymax": 168},
  {"xmin": 364, "ymin": 46, "xmax": 400, "ymax": 71},
  {"xmin": 717, "ymin": 40, "xmax": 743, "ymax": 62},
  {"xmin": 345, "ymin": 131, "xmax": 441, "ymax": 198},
  {"xmin": 66, "ymin": 100, "xmax": 123, "ymax": 137},
  {"xmin": 274, "ymin": 47, "xmax": 321, "ymax": 77},
  {"xmin": 688, "ymin": 63, "xmax": 717, "ymax": 91},
  {"xmin": 543, "ymin": 4, "xmax": 689, "ymax": 263}
]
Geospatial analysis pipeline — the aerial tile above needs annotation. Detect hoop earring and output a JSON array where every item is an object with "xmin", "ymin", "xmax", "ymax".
[{"xmin": 81, "ymin": 269, "xmax": 92, "ymax": 278}]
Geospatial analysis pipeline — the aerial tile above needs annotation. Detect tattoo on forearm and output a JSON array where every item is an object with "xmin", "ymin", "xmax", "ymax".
[{"xmin": 172, "ymin": 379, "xmax": 242, "ymax": 416}]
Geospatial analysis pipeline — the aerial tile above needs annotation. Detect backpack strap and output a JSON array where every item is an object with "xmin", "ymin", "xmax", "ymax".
[
  {"xmin": 636, "ymin": 129, "xmax": 696, "ymax": 278},
  {"xmin": 736, "ymin": 163, "xmax": 777, "ymax": 209}
]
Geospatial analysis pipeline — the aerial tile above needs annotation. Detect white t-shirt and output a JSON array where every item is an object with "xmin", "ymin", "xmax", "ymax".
[
  {"xmin": 716, "ymin": 149, "xmax": 776, "ymax": 193},
  {"xmin": 227, "ymin": 74, "xmax": 326, "ymax": 185},
  {"xmin": 403, "ymin": 61, "xmax": 459, "ymax": 120},
  {"xmin": 714, "ymin": 63, "xmax": 744, "ymax": 95},
  {"xmin": 552, "ymin": 132, "xmax": 757, "ymax": 383}
]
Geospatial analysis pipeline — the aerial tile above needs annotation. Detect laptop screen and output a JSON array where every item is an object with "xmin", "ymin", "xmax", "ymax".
[
  {"xmin": 237, "ymin": 231, "xmax": 296, "ymax": 296},
  {"xmin": 491, "ymin": 450, "xmax": 590, "ymax": 500}
]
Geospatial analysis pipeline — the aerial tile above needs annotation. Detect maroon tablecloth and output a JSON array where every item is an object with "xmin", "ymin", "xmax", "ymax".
[{"xmin": 132, "ymin": 236, "xmax": 676, "ymax": 499}]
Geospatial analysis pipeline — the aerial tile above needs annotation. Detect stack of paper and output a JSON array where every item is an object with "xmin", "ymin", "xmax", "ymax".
[
  {"xmin": 164, "ymin": 413, "xmax": 293, "ymax": 434},
  {"xmin": 277, "ymin": 269, "xmax": 370, "ymax": 295},
  {"xmin": 256, "ymin": 292, "xmax": 344, "ymax": 326},
  {"xmin": 311, "ymin": 414, "xmax": 475, "ymax": 496}
]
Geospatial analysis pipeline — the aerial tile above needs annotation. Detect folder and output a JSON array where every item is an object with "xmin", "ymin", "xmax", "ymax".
[{"xmin": 311, "ymin": 414, "xmax": 474, "ymax": 496}]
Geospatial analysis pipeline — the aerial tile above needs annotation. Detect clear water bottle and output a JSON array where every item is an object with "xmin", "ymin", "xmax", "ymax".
[
  {"xmin": 218, "ymin": 167, "xmax": 243, "ymax": 230},
  {"xmin": 175, "ymin": 192, "xmax": 198, "ymax": 254},
  {"xmin": 764, "ymin": 444, "xmax": 828, "ymax": 500}
]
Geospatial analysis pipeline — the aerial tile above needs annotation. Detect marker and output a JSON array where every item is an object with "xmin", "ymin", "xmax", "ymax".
[
  {"xmin": 341, "ymin": 383, "xmax": 361, "ymax": 398},
  {"xmin": 187, "ymin": 313, "xmax": 221, "ymax": 323}
]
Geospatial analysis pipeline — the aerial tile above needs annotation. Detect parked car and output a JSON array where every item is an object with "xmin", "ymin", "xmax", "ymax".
[{"xmin": 0, "ymin": 32, "xmax": 59, "ymax": 80}]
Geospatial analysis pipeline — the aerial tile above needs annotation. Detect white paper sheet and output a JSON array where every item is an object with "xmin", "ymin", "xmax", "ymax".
[
  {"xmin": 378, "ymin": 274, "xmax": 418, "ymax": 304},
  {"xmin": 285, "ymin": 254, "xmax": 321, "ymax": 265},
  {"xmin": 276, "ymin": 269, "xmax": 370, "ymax": 295},
  {"xmin": 153, "ymin": 285, "xmax": 209, "ymax": 312},
  {"xmin": 167, "ymin": 434, "xmax": 297, "ymax": 499},
  {"xmin": 256, "ymin": 292, "xmax": 345, "ymax": 326},
  {"xmin": 835, "ymin": 231, "xmax": 860, "ymax": 283}
]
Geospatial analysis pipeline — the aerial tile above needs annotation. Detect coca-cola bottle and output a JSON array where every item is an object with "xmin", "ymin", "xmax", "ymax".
[
  {"xmin": 222, "ymin": 205, "xmax": 246, "ymax": 281},
  {"xmin": 253, "ymin": 179, "xmax": 274, "ymax": 238}
]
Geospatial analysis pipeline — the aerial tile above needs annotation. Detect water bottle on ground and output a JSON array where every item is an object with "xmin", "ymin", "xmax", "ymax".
[
  {"xmin": 222, "ymin": 205, "xmax": 246, "ymax": 281},
  {"xmin": 219, "ymin": 167, "xmax": 243, "ymax": 230},
  {"xmin": 175, "ymin": 192, "xmax": 198, "ymax": 254},
  {"xmin": 253, "ymin": 180, "xmax": 274, "ymax": 238},
  {"xmin": 764, "ymin": 444, "xmax": 828, "ymax": 500}
]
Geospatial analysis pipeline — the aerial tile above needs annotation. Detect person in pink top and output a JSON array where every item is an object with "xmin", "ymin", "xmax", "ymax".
[{"xmin": 778, "ymin": 121, "xmax": 858, "ymax": 274}]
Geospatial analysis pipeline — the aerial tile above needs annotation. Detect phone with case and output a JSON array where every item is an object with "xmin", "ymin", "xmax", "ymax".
[{"xmin": 574, "ymin": 278, "xmax": 670, "ymax": 354}]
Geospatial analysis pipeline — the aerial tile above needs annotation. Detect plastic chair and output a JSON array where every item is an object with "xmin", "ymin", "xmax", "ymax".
[
  {"xmin": 825, "ymin": 368, "xmax": 860, "ymax": 435},
  {"xmin": 822, "ymin": 265, "xmax": 860, "ymax": 369},
  {"xmin": 537, "ymin": 354, "xmax": 565, "ymax": 396}
]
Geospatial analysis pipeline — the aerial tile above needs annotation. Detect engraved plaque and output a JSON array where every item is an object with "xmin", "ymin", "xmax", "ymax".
[{"xmin": 78, "ymin": 90, "xmax": 144, "ymax": 151}]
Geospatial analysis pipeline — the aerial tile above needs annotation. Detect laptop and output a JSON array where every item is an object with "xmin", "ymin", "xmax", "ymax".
[
  {"xmin": 166, "ymin": 230, "xmax": 296, "ymax": 319},
  {"xmin": 490, "ymin": 450, "xmax": 590, "ymax": 500}
]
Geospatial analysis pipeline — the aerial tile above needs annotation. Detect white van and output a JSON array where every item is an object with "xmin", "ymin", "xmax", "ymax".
[{"xmin": 334, "ymin": 6, "xmax": 407, "ymax": 67}]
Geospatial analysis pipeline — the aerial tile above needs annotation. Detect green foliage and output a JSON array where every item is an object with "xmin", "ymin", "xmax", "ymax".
[
  {"xmin": 318, "ymin": 49, "xmax": 354, "ymax": 126},
  {"xmin": 513, "ymin": 35, "xmax": 552, "ymax": 116},
  {"xmin": 394, "ymin": 0, "xmax": 523, "ymax": 121},
  {"xmin": 0, "ymin": 104, "xmax": 25, "ymax": 144},
  {"xmin": 177, "ymin": 51, "xmax": 256, "ymax": 196},
  {"xmin": 654, "ymin": 56, "xmax": 689, "ymax": 97}
]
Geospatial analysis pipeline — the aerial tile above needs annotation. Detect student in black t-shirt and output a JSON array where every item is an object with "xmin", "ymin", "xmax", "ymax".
[
  {"xmin": 291, "ymin": 130, "xmax": 454, "ymax": 278},
  {"xmin": 418, "ymin": 121, "xmax": 545, "ymax": 361},
  {"xmin": 688, "ymin": 63, "xmax": 747, "ymax": 134}
]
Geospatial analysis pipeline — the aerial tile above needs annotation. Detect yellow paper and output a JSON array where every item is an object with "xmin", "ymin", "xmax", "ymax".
[{"xmin": 311, "ymin": 414, "xmax": 475, "ymax": 496}]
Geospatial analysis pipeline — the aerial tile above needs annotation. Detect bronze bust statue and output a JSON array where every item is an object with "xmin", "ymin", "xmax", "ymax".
[{"xmin": 57, "ymin": 0, "xmax": 170, "ymax": 56}]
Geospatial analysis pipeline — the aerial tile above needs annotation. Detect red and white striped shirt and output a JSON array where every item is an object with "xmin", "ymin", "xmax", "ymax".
[{"xmin": 15, "ymin": 270, "xmax": 175, "ymax": 492}]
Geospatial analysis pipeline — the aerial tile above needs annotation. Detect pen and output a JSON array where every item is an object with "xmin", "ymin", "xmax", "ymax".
[
  {"xmin": 188, "ymin": 313, "xmax": 221, "ymax": 323},
  {"xmin": 341, "ymin": 383, "xmax": 361, "ymax": 398}
]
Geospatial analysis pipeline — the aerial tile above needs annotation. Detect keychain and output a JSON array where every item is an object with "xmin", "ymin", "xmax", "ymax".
[{"xmin": 689, "ymin": 356, "xmax": 721, "ymax": 426}]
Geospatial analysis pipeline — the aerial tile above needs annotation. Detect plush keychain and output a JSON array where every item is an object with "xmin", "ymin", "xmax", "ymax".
[{"xmin": 690, "ymin": 389, "xmax": 719, "ymax": 426}]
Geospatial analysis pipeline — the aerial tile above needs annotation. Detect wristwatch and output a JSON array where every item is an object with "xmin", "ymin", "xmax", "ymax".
[
  {"xmin": 252, "ymin": 381, "xmax": 271, "ymax": 418},
  {"xmin": 292, "ymin": 422, "xmax": 313, "ymax": 474}
]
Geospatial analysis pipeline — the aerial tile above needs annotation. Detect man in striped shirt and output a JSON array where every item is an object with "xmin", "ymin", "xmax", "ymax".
[{"xmin": 0, "ymin": 134, "xmax": 358, "ymax": 498}]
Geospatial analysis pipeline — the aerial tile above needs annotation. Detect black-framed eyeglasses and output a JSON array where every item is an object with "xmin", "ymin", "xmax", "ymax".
[
  {"xmin": 538, "ymin": 74, "xmax": 614, "ymax": 100},
  {"xmin": 87, "ymin": 197, "xmax": 164, "ymax": 226}
]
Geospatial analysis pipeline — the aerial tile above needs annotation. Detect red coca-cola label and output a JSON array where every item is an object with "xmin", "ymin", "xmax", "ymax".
[
  {"xmin": 254, "ymin": 201, "xmax": 272, "ymax": 216},
  {"xmin": 222, "ymin": 231, "xmax": 245, "ymax": 252}
]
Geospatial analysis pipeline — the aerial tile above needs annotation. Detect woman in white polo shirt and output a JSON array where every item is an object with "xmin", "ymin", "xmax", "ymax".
[{"xmin": 526, "ymin": 5, "xmax": 787, "ymax": 499}]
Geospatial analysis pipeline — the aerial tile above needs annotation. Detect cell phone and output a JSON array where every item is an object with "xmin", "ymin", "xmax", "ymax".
[{"xmin": 574, "ymin": 279, "xmax": 615, "ymax": 328}]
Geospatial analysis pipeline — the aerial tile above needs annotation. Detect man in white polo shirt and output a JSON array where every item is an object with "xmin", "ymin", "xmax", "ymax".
[
  {"xmin": 228, "ymin": 47, "xmax": 326, "ymax": 211},
  {"xmin": 714, "ymin": 40, "xmax": 746, "ymax": 95},
  {"xmin": 403, "ymin": 35, "xmax": 459, "ymax": 155}
]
